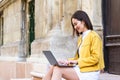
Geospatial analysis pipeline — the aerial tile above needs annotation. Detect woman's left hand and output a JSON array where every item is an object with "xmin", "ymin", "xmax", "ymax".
[{"xmin": 58, "ymin": 60, "xmax": 78, "ymax": 65}]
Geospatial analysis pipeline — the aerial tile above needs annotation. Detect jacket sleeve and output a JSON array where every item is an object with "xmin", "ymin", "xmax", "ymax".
[{"xmin": 77, "ymin": 35, "xmax": 102, "ymax": 68}]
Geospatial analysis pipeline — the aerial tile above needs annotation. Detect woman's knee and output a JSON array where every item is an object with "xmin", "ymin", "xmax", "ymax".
[{"xmin": 53, "ymin": 66, "xmax": 61, "ymax": 73}]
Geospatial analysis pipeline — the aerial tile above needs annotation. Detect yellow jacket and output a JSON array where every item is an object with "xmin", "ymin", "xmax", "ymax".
[{"xmin": 69, "ymin": 31, "xmax": 105, "ymax": 72}]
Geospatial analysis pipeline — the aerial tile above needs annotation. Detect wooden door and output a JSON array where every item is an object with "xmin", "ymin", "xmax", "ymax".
[{"xmin": 103, "ymin": 0, "xmax": 120, "ymax": 74}]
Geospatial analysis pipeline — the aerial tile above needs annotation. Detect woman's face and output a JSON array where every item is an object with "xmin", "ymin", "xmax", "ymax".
[{"xmin": 72, "ymin": 18, "xmax": 86, "ymax": 33}]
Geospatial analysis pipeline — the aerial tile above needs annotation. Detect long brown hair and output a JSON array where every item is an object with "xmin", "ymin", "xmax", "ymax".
[{"xmin": 71, "ymin": 10, "xmax": 93, "ymax": 36}]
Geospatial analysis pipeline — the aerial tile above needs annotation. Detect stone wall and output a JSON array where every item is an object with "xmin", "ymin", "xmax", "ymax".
[
  {"xmin": 81, "ymin": 0, "xmax": 103, "ymax": 36},
  {"xmin": 0, "ymin": 0, "xmax": 103, "ymax": 79},
  {"xmin": 62, "ymin": 0, "xmax": 78, "ymax": 36},
  {"xmin": 4, "ymin": 0, "xmax": 21, "ymax": 44},
  {"xmin": 31, "ymin": 0, "xmax": 78, "ymax": 59},
  {"xmin": 0, "ymin": 0, "xmax": 21, "ymax": 56},
  {"xmin": 0, "ymin": 60, "xmax": 33, "ymax": 80},
  {"xmin": 0, "ymin": 0, "xmax": 103, "ymax": 58},
  {"xmin": 30, "ymin": 0, "xmax": 103, "ymax": 61},
  {"xmin": 34, "ymin": 0, "xmax": 103, "ymax": 39}
]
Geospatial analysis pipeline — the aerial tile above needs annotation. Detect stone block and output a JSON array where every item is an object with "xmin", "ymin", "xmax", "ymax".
[
  {"xmin": 0, "ymin": 42, "xmax": 19, "ymax": 56},
  {"xmin": 16, "ymin": 62, "xmax": 26, "ymax": 78},
  {"xmin": 0, "ymin": 61, "xmax": 16, "ymax": 80},
  {"xmin": 3, "ymin": 0, "xmax": 21, "ymax": 44},
  {"xmin": 62, "ymin": 0, "xmax": 78, "ymax": 35}
]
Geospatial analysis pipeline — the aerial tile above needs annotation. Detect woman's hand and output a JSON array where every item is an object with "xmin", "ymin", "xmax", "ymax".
[
  {"xmin": 58, "ymin": 60, "xmax": 69, "ymax": 65},
  {"xmin": 67, "ymin": 60, "xmax": 78, "ymax": 64},
  {"xmin": 58, "ymin": 60, "xmax": 78, "ymax": 65}
]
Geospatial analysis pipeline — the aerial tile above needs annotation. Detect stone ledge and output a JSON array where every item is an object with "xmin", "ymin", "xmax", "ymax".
[
  {"xmin": 11, "ymin": 78, "xmax": 31, "ymax": 80},
  {"xmin": 0, "ymin": 41, "xmax": 20, "ymax": 56},
  {"xmin": 30, "ymin": 71, "xmax": 66, "ymax": 80},
  {"xmin": 0, "ymin": 56, "xmax": 17, "ymax": 61},
  {"xmin": 30, "ymin": 71, "xmax": 44, "ymax": 78}
]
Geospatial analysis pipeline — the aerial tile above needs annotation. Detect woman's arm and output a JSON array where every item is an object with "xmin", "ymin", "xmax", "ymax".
[{"xmin": 77, "ymin": 36, "xmax": 102, "ymax": 68}]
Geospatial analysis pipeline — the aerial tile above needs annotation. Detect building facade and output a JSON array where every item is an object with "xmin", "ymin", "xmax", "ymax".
[
  {"xmin": 0, "ymin": 0, "xmax": 103, "ymax": 79},
  {"xmin": 0, "ymin": 0, "xmax": 102, "ymax": 60}
]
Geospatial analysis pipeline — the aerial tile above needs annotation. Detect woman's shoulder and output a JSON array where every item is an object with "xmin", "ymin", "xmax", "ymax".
[
  {"xmin": 89, "ymin": 30, "xmax": 100, "ymax": 37},
  {"xmin": 89, "ymin": 30, "xmax": 102, "ymax": 41}
]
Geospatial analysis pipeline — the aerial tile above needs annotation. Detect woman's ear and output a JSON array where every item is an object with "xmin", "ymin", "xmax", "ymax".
[{"xmin": 81, "ymin": 21, "xmax": 85, "ymax": 25}]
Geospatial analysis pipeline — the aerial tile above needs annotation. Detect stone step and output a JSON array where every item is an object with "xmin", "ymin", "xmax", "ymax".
[
  {"xmin": 30, "ymin": 63, "xmax": 49, "ymax": 80},
  {"xmin": 32, "ymin": 63, "xmax": 49, "ymax": 74},
  {"xmin": 30, "ymin": 63, "xmax": 66, "ymax": 80},
  {"xmin": 31, "ymin": 71, "xmax": 65, "ymax": 80},
  {"xmin": 30, "ymin": 71, "xmax": 45, "ymax": 78},
  {"xmin": 11, "ymin": 78, "xmax": 31, "ymax": 80}
]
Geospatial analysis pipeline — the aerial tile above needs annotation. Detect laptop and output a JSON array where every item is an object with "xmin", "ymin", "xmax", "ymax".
[{"xmin": 43, "ymin": 51, "xmax": 76, "ymax": 67}]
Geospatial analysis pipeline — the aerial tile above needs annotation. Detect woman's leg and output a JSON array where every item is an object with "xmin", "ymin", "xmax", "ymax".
[
  {"xmin": 51, "ymin": 66, "xmax": 79, "ymax": 80},
  {"xmin": 42, "ymin": 66, "xmax": 54, "ymax": 80}
]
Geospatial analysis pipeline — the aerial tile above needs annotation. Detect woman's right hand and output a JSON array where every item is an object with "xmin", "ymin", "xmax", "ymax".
[
  {"xmin": 67, "ymin": 60, "xmax": 78, "ymax": 64},
  {"xmin": 58, "ymin": 60, "xmax": 69, "ymax": 65}
]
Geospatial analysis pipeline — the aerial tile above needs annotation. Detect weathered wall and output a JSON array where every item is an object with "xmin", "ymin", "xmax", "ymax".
[
  {"xmin": 35, "ymin": 0, "xmax": 48, "ymax": 39},
  {"xmin": 62, "ymin": 0, "xmax": 78, "ymax": 36},
  {"xmin": 31, "ymin": 0, "xmax": 103, "ymax": 60},
  {"xmin": 0, "ymin": 0, "xmax": 21, "ymax": 56},
  {"xmin": 34, "ymin": 0, "xmax": 102, "ymax": 39},
  {"xmin": 4, "ymin": 0, "xmax": 21, "ymax": 44},
  {"xmin": 0, "ymin": 0, "xmax": 103, "ymax": 58},
  {"xmin": 0, "ymin": 0, "xmax": 103, "ymax": 79},
  {"xmin": 81, "ymin": 0, "xmax": 103, "ymax": 36}
]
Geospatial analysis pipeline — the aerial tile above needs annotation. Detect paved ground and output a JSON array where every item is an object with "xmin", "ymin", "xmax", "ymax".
[
  {"xmin": 99, "ymin": 72, "xmax": 120, "ymax": 80},
  {"xmin": 0, "ymin": 72, "xmax": 120, "ymax": 80},
  {"xmin": 9, "ymin": 73, "xmax": 120, "ymax": 80}
]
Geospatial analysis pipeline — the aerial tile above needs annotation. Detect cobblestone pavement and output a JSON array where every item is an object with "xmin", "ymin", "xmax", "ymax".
[{"xmin": 99, "ymin": 72, "xmax": 120, "ymax": 80}]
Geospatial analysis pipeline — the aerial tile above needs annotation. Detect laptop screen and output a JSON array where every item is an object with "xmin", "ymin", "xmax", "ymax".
[{"xmin": 43, "ymin": 51, "xmax": 58, "ymax": 65}]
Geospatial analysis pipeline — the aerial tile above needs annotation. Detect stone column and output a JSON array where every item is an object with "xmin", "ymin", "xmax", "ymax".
[
  {"xmin": 35, "ymin": 0, "xmax": 48, "ymax": 38},
  {"xmin": 59, "ymin": 0, "xmax": 63, "ymax": 23},
  {"xmin": 51, "ymin": 0, "xmax": 59, "ymax": 27},
  {"xmin": 77, "ymin": 0, "xmax": 82, "ymax": 9},
  {"xmin": 46, "ymin": 0, "xmax": 52, "ymax": 30},
  {"xmin": 92, "ymin": 0, "xmax": 103, "ymax": 37},
  {"xmin": 62, "ymin": 0, "xmax": 78, "ymax": 36},
  {"xmin": 81, "ymin": 0, "xmax": 93, "ymax": 23},
  {"xmin": 81, "ymin": 0, "xmax": 103, "ymax": 36},
  {"xmin": 17, "ymin": 0, "xmax": 27, "ymax": 61}
]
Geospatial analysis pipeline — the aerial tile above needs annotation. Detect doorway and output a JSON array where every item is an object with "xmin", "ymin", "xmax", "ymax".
[
  {"xmin": 28, "ymin": 0, "xmax": 35, "ymax": 55},
  {"xmin": 0, "ymin": 11, "xmax": 3, "ymax": 46},
  {"xmin": 102, "ymin": 0, "xmax": 120, "ymax": 74}
]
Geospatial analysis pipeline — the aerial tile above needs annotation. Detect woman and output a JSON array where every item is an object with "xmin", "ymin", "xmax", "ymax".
[{"xmin": 42, "ymin": 10, "xmax": 105, "ymax": 80}]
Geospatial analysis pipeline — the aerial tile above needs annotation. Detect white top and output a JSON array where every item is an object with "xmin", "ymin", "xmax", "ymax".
[
  {"xmin": 82, "ymin": 30, "xmax": 91, "ymax": 40},
  {"xmin": 79, "ymin": 30, "xmax": 91, "ymax": 54}
]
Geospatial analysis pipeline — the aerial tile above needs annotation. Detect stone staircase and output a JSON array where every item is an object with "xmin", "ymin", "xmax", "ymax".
[
  {"xmin": 30, "ymin": 63, "xmax": 49, "ymax": 80},
  {"xmin": 10, "ymin": 62, "xmax": 48, "ymax": 80},
  {"xmin": 1, "ymin": 59, "xmax": 120, "ymax": 80},
  {"xmin": 10, "ymin": 63, "xmax": 120, "ymax": 80},
  {"xmin": 0, "ymin": 57, "xmax": 49, "ymax": 80},
  {"xmin": 9, "ymin": 63, "xmax": 65, "ymax": 80}
]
